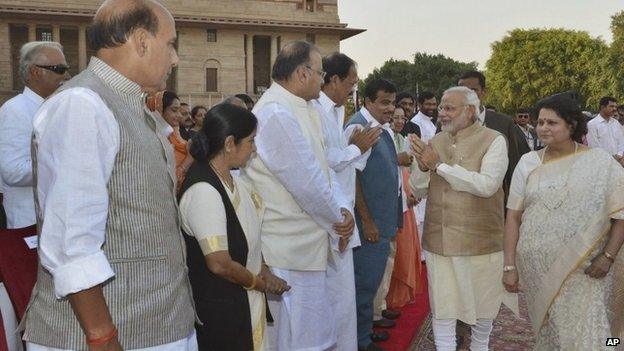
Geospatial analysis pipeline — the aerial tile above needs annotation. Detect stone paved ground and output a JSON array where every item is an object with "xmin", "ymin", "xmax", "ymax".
[{"xmin": 411, "ymin": 294, "xmax": 535, "ymax": 350}]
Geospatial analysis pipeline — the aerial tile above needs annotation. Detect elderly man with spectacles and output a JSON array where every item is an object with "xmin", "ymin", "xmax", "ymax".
[{"xmin": 409, "ymin": 86, "xmax": 518, "ymax": 351}]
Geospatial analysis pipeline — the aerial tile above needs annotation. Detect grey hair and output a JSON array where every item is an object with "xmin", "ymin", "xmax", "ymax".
[
  {"xmin": 221, "ymin": 96, "xmax": 247, "ymax": 109},
  {"xmin": 19, "ymin": 41, "xmax": 64, "ymax": 84},
  {"xmin": 443, "ymin": 86, "xmax": 480, "ymax": 120}
]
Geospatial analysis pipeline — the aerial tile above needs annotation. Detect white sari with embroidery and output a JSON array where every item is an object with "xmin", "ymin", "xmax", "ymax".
[{"xmin": 508, "ymin": 148, "xmax": 624, "ymax": 350}]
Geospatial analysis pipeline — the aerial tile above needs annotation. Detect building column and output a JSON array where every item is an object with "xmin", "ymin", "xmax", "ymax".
[
  {"xmin": 52, "ymin": 25, "xmax": 60, "ymax": 42},
  {"xmin": 245, "ymin": 34, "xmax": 254, "ymax": 94},
  {"xmin": 78, "ymin": 25, "xmax": 87, "ymax": 70},
  {"xmin": 28, "ymin": 24, "xmax": 36, "ymax": 42},
  {"xmin": 270, "ymin": 35, "xmax": 278, "ymax": 69}
]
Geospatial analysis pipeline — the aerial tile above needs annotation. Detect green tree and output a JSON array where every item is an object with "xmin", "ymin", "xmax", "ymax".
[
  {"xmin": 360, "ymin": 53, "xmax": 477, "ymax": 98},
  {"xmin": 486, "ymin": 28, "xmax": 609, "ymax": 114},
  {"xmin": 607, "ymin": 11, "xmax": 624, "ymax": 102}
]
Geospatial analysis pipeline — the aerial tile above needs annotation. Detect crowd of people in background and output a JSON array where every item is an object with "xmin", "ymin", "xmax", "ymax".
[{"xmin": 0, "ymin": 1, "xmax": 622, "ymax": 351}]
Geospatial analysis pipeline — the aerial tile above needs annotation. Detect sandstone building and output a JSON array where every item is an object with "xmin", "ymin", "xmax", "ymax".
[{"xmin": 0, "ymin": 0, "xmax": 363, "ymax": 105}]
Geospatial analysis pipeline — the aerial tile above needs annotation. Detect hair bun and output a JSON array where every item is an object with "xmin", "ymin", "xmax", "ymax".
[{"xmin": 190, "ymin": 131, "xmax": 210, "ymax": 161}]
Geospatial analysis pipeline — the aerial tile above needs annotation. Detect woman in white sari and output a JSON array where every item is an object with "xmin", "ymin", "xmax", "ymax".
[
  {"xmin": 179, "ymin": 104, "xmax": 290, "ymax": 350},
  {"xmin": 503, "ymin": 95, "xmax": 624, "ymax": 350}
]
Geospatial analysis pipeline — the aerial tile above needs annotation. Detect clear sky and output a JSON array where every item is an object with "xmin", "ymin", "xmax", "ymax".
[{"xmin": 338, "ymin": 0, "xmax": 622, "ymax": 76}]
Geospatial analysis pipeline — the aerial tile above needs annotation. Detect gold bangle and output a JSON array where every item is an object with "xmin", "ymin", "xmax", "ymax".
[{"xmin": 244, "ymin": 274, "xmax": 256, "ymax": 290}]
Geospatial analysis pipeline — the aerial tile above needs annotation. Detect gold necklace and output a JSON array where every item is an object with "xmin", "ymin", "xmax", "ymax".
[{"xmin": 209, "ymin": 161, "xmax": 234, "ymax": 192}]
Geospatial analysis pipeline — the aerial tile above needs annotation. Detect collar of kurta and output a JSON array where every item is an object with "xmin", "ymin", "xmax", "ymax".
[
  {"xmin": 412, "ymin": 111, "xmax": 433, "ymax": 123},
  {"xmin": 88, "ymin": 57, "xmax": 144, "ymax": 98},
  {"xmin": 22, "ymin": 86, "xmax": 44, "ymax": 106},
  {"xmin": 318, "ymin": 91, "xmax": 338, "ymax": 112},
  {"xmin": 360, "ymin": 107, "xmax": 393, "ymax": 134},
  {"xmin": 478, "ymin": 106, "xmax": 486, "ymax": 125},
  {"xmin": 270, "ymin": 81, "xmax": 309, "ymax": 108},
  {"xmin": 596, "ymin": 114, "xmax": 614, "ymax": 124}
]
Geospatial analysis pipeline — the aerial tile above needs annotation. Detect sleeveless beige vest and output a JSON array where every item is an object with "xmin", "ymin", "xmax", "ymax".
[{"xmin": 423, "ymin": 122, "xmax": 505, "ymax": 256}]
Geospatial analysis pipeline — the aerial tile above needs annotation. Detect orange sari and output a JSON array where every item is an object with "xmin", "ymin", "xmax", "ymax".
[
  {"xmin": 168, "ymin": 131, "xmax": 190, "ymax": 190},
  {"xmin": 386, "ymin": 167, "xmax": 423, "ymax": 309}
]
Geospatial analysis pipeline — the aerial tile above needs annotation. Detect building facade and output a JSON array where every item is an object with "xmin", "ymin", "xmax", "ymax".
[{"xmin": 0, "ymin": 0, "xmax": 363, "ymax": 105}]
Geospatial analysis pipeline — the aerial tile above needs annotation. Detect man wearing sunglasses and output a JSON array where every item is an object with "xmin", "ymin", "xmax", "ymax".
[
  {"xmin": 0, "ymin": 40, "xmax": 69, "ymax": 351},
  {"xmin": 0, "ymin": 41, "xmax": 70, "ymax": 230}
]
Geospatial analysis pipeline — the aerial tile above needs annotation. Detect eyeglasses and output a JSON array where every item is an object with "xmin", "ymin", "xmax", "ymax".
[
  {"xmin": 35, "ymin": 64, "xmax": 70, "ymax": 75},
  {"xmin": 437, "ymin": 104, "xmax": 468, "ymax": 114},
  {"xmin": 304, "ymin": 65, "xmax": 327, "ymax": 80}
]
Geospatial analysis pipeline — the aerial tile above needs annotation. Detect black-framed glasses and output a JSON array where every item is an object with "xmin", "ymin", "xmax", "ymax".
[
  {"xmin": 304, "ymin": 65, "xmax": 327, "ymax": 80},
  {"xmin": 35, "ymin": 64, "xmax": 70, "ymax": 75}
]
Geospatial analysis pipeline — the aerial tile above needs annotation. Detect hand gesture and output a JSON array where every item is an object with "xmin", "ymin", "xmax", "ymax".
[
  {"xmin": 350, "ymin": 125, "xmax": 382, "ymax": 154},
  {"xmin": 260, "ymin": 266, "xmax": 291, "ymax": 295},
  {"xmin": 502, "ymin": 270, "xmax": 519, "ymax": 293},
  {"xmin": 361, "ymin": 219, "xmax": 380, "ymax": 244},
  {"xmin": 584, "ymin": 254, "xmax": 612, "ymax": 279},
  {"xmin": 411, "ymin": 136, "xmax": 439, "ymax": 172},
  {"xmin": 333, "ymin": 209, "xmax": 354, "ymax": 252},
  {"xmin": 397, "ymin": 151, "xmax": 413, "ymax": 167},
  {"xmin": 407, "ymin": 194, "xmax": 420, "ymax": 207}
]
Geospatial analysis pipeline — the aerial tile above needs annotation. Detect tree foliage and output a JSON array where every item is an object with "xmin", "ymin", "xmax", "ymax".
[
  {"xmin": 363, "ymin": 13, "xmax": 622, "ymax": 114},
  {"xmin": 485, "ymin": 28, "xmax": 608, "ymax": 113},
  {"xmin": 360, "ymin": 53, "xmax": 477, "ymax": 98},
  {"xmin": 607, "ymin": 11, "xmax": 624, "ymax": 102}
]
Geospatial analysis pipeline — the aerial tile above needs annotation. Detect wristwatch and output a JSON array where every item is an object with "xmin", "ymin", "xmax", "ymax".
[{"xmin": 503, "ymin": 265, "xmax": 516, "ymax": 272}]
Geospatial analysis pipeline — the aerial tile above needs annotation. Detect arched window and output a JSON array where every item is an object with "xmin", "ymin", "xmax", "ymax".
[{"xmin": 205, "ymin": 59, "xmax": 221, "ymax": 92}]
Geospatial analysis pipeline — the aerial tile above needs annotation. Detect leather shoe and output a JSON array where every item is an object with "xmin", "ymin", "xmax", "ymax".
[
  {"xmin": 359, "ymin": 342, "xmax": 386, "ymax": 351},
  {"xmin": 382, "ymin": 309, "xmax": 401, "ymax": 320},
  {"xmin": 370, "ymin": 330, "xmax": 389, "ymax": 342},
  {"xmin": 372, "ymin": 317, "xmax": 395, "ymax": 328}
]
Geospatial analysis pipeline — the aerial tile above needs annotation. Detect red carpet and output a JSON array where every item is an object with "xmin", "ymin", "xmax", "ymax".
[{"xmin": 375, "ymin": 265, "xmax": 430, "ymax": 351}]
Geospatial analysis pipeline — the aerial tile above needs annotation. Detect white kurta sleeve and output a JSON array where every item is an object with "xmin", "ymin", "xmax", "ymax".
[
  {"xmin": 34, "ymin": 88, "xmax": 119, "ymax": 298},
  {"xmin": 0, "ymin": 102, "xmax": 34, "ymax": 187},
  {"xmin": 326, "ymin": 144, "xmax": 362, "ymax": 172},
  {"xmin": 254, "ymin": 103, "xmax": 344, "ymax": 239},
  {"xmin": 435, "ymin": 135, "xmax": 509, "ymax": 198},
  {"xmin": 179, "ymin": 182, "xmax": 228, "ymax": 255}
]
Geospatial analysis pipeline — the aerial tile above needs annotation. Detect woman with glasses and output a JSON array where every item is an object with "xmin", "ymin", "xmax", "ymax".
[
  {"xmin": 179, "ymin": 104, "xmax": 290, "ymax": 350},
  {"xmin": 503, "ymin": 95, "xmax": 624, "ymax": 349}
]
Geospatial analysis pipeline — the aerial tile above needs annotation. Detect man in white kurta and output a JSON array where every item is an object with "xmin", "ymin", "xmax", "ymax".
[
  {"xmin": 0, "ymin": 41, "xmax": 69, "ymax": 351},
  {"xmin": 587, "ymin": 97, "xmax": 624, "ymax": 157},
  {"xmin": 242, "ymin": 41, "xmax": 354, "ymax": 351},
  {"xmin": 410, "ymin": 87, "xmax": 517, "ymax": 351},
  {"xmin": 312, "ymin": 52, "xmax": 379, "ymax": 350}
]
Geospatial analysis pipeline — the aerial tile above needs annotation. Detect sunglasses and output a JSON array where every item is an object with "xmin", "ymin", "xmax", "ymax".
[{"xmin": 36, "ymin": 64, "xmax": 70, "ymax": 75}]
